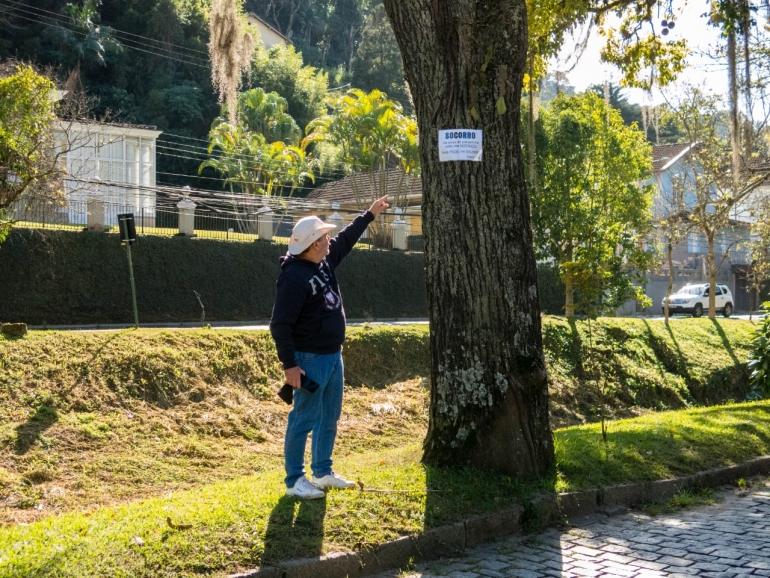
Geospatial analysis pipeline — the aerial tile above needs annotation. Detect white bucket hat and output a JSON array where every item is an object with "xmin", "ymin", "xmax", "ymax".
[{"xmin": 288, "ymin": 216, "xmax": 337, "ymax": 255}]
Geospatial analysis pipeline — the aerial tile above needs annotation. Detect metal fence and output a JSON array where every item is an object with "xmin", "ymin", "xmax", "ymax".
[{"xmin": 10, "ymin": 196, "xmax": 425, "ymax": 252}]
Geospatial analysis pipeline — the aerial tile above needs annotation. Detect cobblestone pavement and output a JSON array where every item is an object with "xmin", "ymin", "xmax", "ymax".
[{"xmin": 374, "ymin": 478, "xmax": 770, "ymax": 578}]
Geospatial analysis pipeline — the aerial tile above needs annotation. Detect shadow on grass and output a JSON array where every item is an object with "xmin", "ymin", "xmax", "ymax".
[
  {"xmin": 709, "ymin": 318, "xmax": 740, "ymax": 366},
  {"xmin": 73, "ymin": 331, "xmax": 125, "ymax": 390},
  {"xmin": 422, "ymin": 463, "xmax": 548, "ymax": 531},
  {"xmin": 555, "ymin": 404, "xmax": 770, "ymax": 489},
  {"xmin": 641, "ymin": 320, "xmax": 690, "ymax": 379},
  {"xmin": 262, "ymin": 494, "xmax": 327, "ymax": 564},
  {"xmin": 566, "ymin": 318, "xmax": 585, "ymax": 379},
  {"xmin": 14, "ymin": 404, "xmax": 58, "ymax": 455}
]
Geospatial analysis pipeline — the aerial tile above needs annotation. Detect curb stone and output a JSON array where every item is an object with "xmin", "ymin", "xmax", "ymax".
[{"xmin": 228, "ymin": 455, "xmax": 770, "ymax": 578}]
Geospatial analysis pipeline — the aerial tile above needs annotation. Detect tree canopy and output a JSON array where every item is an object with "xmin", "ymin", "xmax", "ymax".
[
  {"xmin": 0, "ymin": 64, "xmax": 61, "ymax": 243},
  {"xmin": 530, "ymin": 91, "xmax": 655, "ymax": 317}
]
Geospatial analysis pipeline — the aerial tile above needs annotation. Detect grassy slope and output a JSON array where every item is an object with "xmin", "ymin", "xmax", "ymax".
[{"xmin": 0, "ymin": 318, "xmax": 764, "ymax": 576}]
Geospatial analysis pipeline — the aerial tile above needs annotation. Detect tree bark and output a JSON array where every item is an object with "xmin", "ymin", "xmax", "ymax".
[
  {"xmin": 665, "ymin": 239, "xmax": 673, "ymax": 324},
  {"xmin": 727, "ymin": 29, "xmax": 741, "ymax": 190},
  {"xmin": 527, "ymin": 59, "xmax": 537, "ymax": 193},
  {"xmin": 565, "ymin": 269, "xmax": 575, "ymax": 318},
  {"xmin": 707, "ymin": 231, "xmax": 717, "ymax": 319},
  {"xmin": 742, "ymin": 0, "xmax": 753, "ymax": 157},
  {"xmin": 383, "ymin": 0, "xmax": 554, "ymax": 479}
]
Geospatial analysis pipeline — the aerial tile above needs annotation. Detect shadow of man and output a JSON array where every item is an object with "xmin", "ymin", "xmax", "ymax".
[
  {"xmin": 262, "ymin": 494, "xmax": 327, "ymax": 566},
  {"xmin": 15, "ymin": 404, "xmax": 58, "ymax": 455}
]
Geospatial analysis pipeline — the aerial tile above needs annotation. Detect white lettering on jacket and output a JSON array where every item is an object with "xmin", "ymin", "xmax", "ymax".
[{"xmin": 308, "ymin": 275, "xmax": 327, "ymax": 295}]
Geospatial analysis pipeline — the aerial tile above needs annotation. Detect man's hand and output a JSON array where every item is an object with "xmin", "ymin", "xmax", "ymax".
[
  {"xmin": 285, "ymin": 366, "xmax": 305, "ymax": 388},
  {"xmin": 368, "ymin": 195, "xmax": 389, "ymax": 217}
]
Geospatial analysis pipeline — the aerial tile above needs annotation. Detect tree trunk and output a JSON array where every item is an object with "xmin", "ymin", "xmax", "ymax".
[
  {"xmin": 727, "ymin": 29, "xmax": 741, "ymax": 191},
  {"xmin": 383, "ymin": 0, "xmax": 554, "ymax": 479},
  {"xmin": 707, "ymin": 232, "xmax": 717, "ymax": 319},
  {"xmin": 565, "ymin": 269, "xmax": 575, "ymax": 318},
  {"xmin": 665, "ymin": 239, "xmax": 674, "ymax": 324},
  {"xmin": 527, "ymin": 59, "xmax": 537, "ymax": 193},
  {"xmin": 742, "ymin": 0, "xmax": 753, "ymax": 157}
]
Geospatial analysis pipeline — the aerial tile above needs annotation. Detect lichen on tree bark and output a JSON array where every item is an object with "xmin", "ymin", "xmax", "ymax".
[{"xmin": 383, "ymin": 0, "xmax": 554, "ymax": 479}]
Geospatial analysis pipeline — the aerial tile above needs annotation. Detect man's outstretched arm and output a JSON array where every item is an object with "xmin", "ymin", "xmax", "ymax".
[{"xmin": 328, "ymin": 195, "xmax": 389, "ymax": 267}]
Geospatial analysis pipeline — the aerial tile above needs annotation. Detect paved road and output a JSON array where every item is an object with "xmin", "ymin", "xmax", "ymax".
[
  {"xmin": 374, "ymin": 478, "xmax": 770, "ymax": 578},
  {"xmin": 30, "ymin": 314, "xmax": 762, "ymax": 332}
]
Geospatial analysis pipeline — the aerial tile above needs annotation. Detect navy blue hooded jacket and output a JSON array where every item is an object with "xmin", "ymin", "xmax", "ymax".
[{"xmin": 269, "ymin": 211, "xmax": 374, "ymax": 370}]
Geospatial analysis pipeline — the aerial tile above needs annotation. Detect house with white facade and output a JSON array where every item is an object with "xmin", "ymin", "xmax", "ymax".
[
  {"xmin": 52, "ymin": 121, "xmax": 163, "ymax": 227},
  {"xmin": 246, "ymin": 13, "xmax": 292, "ymax": 48}
]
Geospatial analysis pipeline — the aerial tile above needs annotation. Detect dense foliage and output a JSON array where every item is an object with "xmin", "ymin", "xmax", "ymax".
[
  {"xmin": 0, "ymin": 228, "xmax": 569, "ymax": 325},
  {"xmin": 747, "ymin": 302, "xmax": 770, "ymax": 399},
  {"xmin": 0, "ymin": 0, "xmax": 400, "ymax": 193},
  {"xmin": 529, "ymin": 91, "xmax": 655, "ymax": 317},
  {"xmin": 0, "ymin": 64, "xmax": 61, "ymax": 243}
]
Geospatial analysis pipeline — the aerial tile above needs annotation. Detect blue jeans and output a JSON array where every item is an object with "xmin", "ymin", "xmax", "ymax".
[{"xmin": 284, "ymin": 350, "xmax": 344, "ymax": 488}]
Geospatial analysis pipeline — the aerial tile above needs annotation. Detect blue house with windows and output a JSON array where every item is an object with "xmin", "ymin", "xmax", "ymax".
[{"xmin": 644, "ymin": 143, "xmax": 760, "ymax": 312}]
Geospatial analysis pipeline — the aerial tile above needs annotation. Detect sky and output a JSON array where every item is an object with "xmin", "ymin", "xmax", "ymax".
[{"xmin": 552, "ymin": 1, "xmax": 729, "ymax": 106}]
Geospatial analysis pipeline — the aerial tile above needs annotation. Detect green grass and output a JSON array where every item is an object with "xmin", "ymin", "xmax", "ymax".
[
  {"xmin": 553, "ymin": 401, "xmax": 770, "ymax": 491},
  {"xmin": 0, "ymin": 319, "xmax": 765, "ymax": 576},
  {"xmin": 641, "ymin": 487, "xmax": 719, "ymax": 516},
  {"xmin": 1, "ymin": 402, "xmax": 769, "ymax": 577}
]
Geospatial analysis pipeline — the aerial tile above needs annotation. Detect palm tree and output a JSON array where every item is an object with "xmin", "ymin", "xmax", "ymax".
[
  {"xmin": 304, "ymin": 89, "xmax": 420, "ymax": 246},
  {"xmin": 238, "ymin": 88, "xmax": 302, "ymax": 145},
  {"xmin": 48, "ymin": 0, "xmax": 122, "ymax": 71}
]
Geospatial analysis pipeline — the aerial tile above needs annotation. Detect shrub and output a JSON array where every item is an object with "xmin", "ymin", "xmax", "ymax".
[
  {"xmin": 0, "ymin": 228, "xmax": 565, "ymax": 324},
  {"xmin": 747, "ymin": 302, "xmax": 770, "ymax": 399}
]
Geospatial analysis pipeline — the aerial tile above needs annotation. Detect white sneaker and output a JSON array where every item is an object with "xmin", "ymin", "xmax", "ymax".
[
  {"xmin": 286, "ymin": 476, "xmax": 325, "ymax": 499},
  {"xmin": 311, "ymin": 471, "xmax": 355, "ymax": 490}
]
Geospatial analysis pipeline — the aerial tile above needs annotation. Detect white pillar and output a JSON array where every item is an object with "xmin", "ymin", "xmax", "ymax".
[
  {"xmin": 177, "ymin": 197, "xmax": 196, "ymax": 237},
  {"xmin": 257, "ymin": 206, "xmax": 273, "ymax": 241},
  {"xmin": 391, "ymin": 208, "xmax": 408, "ymax": 251},
  {"xmin": 87, "ymin": 198, "xmax": 105, "ymax": 231},
  {"xmin": 328, "ymin": 202, "xmax": 345, "ymax": 235}
]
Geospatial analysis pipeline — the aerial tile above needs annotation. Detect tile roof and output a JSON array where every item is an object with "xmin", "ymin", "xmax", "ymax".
[
  {"xmin": 307, "ymin": 169, "xmax": 422, "ymax": 204},
  {"xmin": 652, "ymin": 143, "xmax": 694, "ymax": 172}
]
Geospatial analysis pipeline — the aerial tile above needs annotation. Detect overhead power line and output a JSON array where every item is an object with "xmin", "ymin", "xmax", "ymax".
[
  {"xmin": 0, "ymin": 0, "xmax": 210, "ymax": 60},
  {"xmin": 56, "ymin": 175, "xmax": 423, "ymax": 218},
  {"xmin": 0, "ymin": 1, "xmax": 210, "ymax": 68},
  {"xmin": 157, "ymin": 135, "xmax": 378, "ymax": 179}
]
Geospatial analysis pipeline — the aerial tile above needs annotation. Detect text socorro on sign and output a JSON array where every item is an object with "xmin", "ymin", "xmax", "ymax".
[{"xmin": 438, "ymin": 129, "xmax": 483, "ymax": 162}]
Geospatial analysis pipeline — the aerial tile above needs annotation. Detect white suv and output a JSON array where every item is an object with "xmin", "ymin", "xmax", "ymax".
[{"xmin": 661, "ymin": 283, "xmax": 734, "ymax": 318}]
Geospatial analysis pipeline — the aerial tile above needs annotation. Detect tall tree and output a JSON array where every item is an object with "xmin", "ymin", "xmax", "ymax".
[
  {"xmin": 0, "ymin": 65, "xmax": 64, "ymax": 244},
  {"xmin": 351, "ymin": 4, "xmax": 409, "ymax": 110},
  {"xmin": 668, "ymin": 87, "xmax": 770, "ymax": 318},
  {"xmin": 46, "ymin": 0, "xmax": 122, "ymax": 72},
  {"xmin": 304, "ymin": 88, "xmax": 418, "ymax": 246},
  {"xmin": 382, "ymin": 1, "xmax": 552, "ymax": 478},
  {"xmin": 530, "ymin": 91, "xmax": 655, "ymax": 317},
  {"xmin": 250, "ymin": 43, "xmax": 329, "ymax": 134}
]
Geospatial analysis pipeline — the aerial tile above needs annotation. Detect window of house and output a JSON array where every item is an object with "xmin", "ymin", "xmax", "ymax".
[{"xmin": 688, "ymin": 232, "xmax": 699, "ymax": 253}]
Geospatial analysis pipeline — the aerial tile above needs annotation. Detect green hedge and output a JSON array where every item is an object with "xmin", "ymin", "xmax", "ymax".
[{"xmin": 0, "ymin": 228, "xmax": 564, "ymax": 324}]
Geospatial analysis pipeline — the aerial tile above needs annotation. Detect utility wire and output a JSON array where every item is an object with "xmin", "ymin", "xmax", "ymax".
[
  {"xmin": 57, "ymin": 175, "xmax": 423, "ymax": 218},
  {"xmin": 0, "ymin": 3, "xmax": 210, "ymax": 68},
  {"xmin": 0, "ymin": 0, "xmax": 210, "ymax": 61},
  {"xmin": 158, "ymin": 136, "xmax": 385, "ymax": 179},
  {"xmin": 156, "ymin": 141, "xmax": 380, "ymax": 184},
  {"xmin": 156, "ymin": 148, "xmax": 415, "ymax": 197}
]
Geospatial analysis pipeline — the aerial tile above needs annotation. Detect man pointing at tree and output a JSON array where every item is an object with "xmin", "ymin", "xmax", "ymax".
[{"xmin": 270, "ymin": 195, "xmax": 390, "ymax": 499}]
